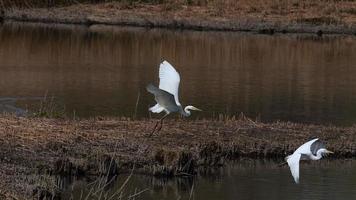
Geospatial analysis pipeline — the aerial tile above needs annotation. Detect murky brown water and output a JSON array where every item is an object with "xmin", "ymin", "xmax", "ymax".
[
  {"xmin": 1, "ymin": 22, "xmax": 356, "ymax": 124},
  {"xmin": 62, "ymin": 160, "xmax": 356, "ymax": 200}
]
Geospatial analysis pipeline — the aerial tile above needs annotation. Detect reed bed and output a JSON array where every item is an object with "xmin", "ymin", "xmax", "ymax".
[
  {"xmin": 1, "ymin": 0, "xmax": 355, "ymax": 34},
  {"xmin": 2, "ymin": 0, "xmax": 158, "ymax": 8},
  {"xmin": 1, "ymin": 0, "xmax": 354, "ymax": 13},
  {"xmin": 0, "ymin": 114, "xmax": 355, "ymax": 198},
  {"xmin": 1, "ymin": 0, "xmax": 355, "ymax": 19}
]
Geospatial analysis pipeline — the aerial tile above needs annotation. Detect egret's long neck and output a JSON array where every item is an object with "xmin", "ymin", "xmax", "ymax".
[
  {"xmin": 180, "ymin": 106, "xmax": 192, "ymax": 117},
  {"xmin": 310, "ymin": 149, "xmax": 324, "ymax": 160}
]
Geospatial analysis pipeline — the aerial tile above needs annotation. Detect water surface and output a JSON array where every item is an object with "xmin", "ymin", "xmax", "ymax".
[
  {"xmin": 1, "ymin": 23, "xmax": 356, "ymax": 125},
  {"xmin": 62, "ymin": 160, "xmax": 356, "ymax": 200}
]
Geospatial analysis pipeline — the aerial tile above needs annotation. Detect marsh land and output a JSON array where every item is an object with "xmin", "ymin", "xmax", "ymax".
[
  {"xmin": 0, "ymin": 115, "xmax": 355, "ymax": 198},
  {"xmin": 1, "ymin": 1, "xmax": 356, "ymax": 199},
  {"xmin": 2, "ymin": 0, "xmax": 356, "ymax": 34}
]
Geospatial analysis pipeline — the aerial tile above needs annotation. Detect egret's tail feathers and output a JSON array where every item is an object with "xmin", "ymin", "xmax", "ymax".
[
  {"xmin": 146, "ymin": 84, "xmax": 159, "ymax": 94},
  {"xmin": 287, "ymin": 154, "xmax": 301, "ymax": 184},
  {"xmin": 149, "ymin": 104, "xmax": 164, "ymax": 113}
]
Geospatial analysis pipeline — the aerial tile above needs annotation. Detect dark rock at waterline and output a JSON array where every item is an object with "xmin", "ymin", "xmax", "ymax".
[
  {"xmin": 258, "ymin": 28, "xmax": 275, "ymax": 35},
  {"xmin": 84, "ymin": 18, "xmax": 96, "ymax": 27},
  {"xmin": 317, "ymin": 30, "xmax": 323, "ymax": 37}
]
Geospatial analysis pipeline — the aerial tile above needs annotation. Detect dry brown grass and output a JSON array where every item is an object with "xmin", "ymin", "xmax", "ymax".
[
  {"xmin": 2, "ymin": 0, "xmax": 356, "ymax": 33},
  {"xmin": 0, "ymin": 114, "xmax": 355, "ymax": 198}
]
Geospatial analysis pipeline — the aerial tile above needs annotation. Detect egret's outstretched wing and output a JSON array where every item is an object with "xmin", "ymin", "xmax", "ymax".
[
  {"xmin": 158, "ymin": 61, "xmax": 181, "ymax": 105},
  {"xmin": 287, "ymin": 153, "xmax": 301, "ymax": 184},
  {"xmin": 146, "ymin": 83, "xmax": 180, "ymax": 113},
  {"xmin": 295, "ymin": 138, "xmax": 319, "ymax": 154}
]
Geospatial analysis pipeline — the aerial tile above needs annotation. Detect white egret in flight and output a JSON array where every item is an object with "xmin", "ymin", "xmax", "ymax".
[
  {"xmin": 146, "ymin": 60, "xmax": 202, "ymax": 135},
  {"xmin": 286, "ymin": 138, "xmax": 333, "ymax": 183}
]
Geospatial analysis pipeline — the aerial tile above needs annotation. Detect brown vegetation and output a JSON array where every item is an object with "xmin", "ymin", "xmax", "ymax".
[
  {"xmin": 1, "ymin": 0, "xmax": 356, "ymax": 34},
  {"xmin": 0, "ymin": 114, "xmax": 355, "ymax": 198}
]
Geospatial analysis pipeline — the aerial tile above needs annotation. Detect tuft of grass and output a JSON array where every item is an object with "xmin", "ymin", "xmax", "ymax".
[
  {"xmin": 76, "ymin": 167, "xmax": 148, "ymax": 200},
  {"xmin": 33, "ymin": 92, "xmax": 66, "ymax": 118}
]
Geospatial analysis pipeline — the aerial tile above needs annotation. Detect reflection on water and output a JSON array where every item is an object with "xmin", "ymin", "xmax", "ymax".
[
  {"xmin": 1, "ymin": 23, "xmax": 356, "ymax": 124},
  {"xmin": 62, "ymin": 160, "xmax": 356, "ymax": 200},
  {"xmin": 0, "ymin": 97, "xmax": 29, "ymax": 116}
]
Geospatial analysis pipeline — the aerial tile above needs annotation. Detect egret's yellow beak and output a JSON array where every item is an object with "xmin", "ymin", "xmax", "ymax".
[
  {"xmin": 325, "ymin": 150, "xmax": 334, "ymax": 154},
  {"xmin": 191, "ymin": 106, "xmax": 202, "ymax": 111}
]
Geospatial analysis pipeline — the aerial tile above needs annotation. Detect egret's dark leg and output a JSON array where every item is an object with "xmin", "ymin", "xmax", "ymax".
[
  {"xmin": 157, "ymin": 120, "xmax": 164, "ymax": 132},
  {"xmin": 156, "ymin": 114, "xmax": 169, "ymax": 132},
  {"xmin": 149, "ymin": 113, "xmax": 169, "ymax": 136},
  {"xmin": 149, "ymin": 121, "xmax": 160, "ymax": 136}
]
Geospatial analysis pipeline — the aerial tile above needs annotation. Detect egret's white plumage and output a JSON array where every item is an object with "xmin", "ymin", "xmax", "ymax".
[
  {"xmin": 148, "ymin": 104, "xmax": 164, "ymax": 113},
  {"xmin": 286, "ymin": 138, "xmax": 333, "ymax": 184},
  {"xmin": 158, "ymin": 61, "xmax": 181, "ymax": 106},
  {"xmin": 148, "ymin": 61, "xmax": 182, "ymax": 114},
  {"xmin": 286, "ymin": 152, "xmax": 301, "ymax": 183},
  {"xmin": 146, "ymin": 60, "xmax": 201, "ymax": 135}
]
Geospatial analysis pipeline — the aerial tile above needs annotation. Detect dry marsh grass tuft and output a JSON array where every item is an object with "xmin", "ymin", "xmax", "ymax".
[{"xmin": 33, "ymin": 93, "xmax": 66, "ymax": 118}]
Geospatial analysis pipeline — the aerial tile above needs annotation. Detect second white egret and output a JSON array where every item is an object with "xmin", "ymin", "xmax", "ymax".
[{"xmin": 286, "ymin": 138, "xmax": 333, "ymax": 183}]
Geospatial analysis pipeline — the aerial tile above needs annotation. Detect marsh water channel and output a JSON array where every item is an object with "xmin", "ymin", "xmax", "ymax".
[
  {"xmin": 1, "ymin": 22, "xmax": 356, "ymax": 199},
  {"xmin": 61, "ymin": 160, "xmax": 356, "ymax": 200},
  {"xmin": 1, "ymin": 22, "xmax": 356, "ymax": 125}
]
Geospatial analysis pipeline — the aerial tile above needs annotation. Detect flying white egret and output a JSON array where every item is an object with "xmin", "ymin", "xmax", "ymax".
[
  {"xmin": 286, "ymin": 138, "xmax": 333, "ymax": 183},
  {"xmin": 146, "ymin": 60, "xmax": 202, "ymax": 135}
]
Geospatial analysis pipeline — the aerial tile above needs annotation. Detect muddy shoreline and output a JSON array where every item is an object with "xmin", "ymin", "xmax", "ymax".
[
  {"xmin": 5, "ymin": 12, "xmax": 355, "ymax": 35},
  {"xmin": 0, "ymin": 115, "xmax": 355, "ymax": 198},
  {"xmin": 1, "ymin": 2, "xmax": 356, "ymax": 35}
]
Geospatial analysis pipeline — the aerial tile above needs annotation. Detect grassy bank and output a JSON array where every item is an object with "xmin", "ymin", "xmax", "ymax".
[
  {"xmin": 0, "ymin": 114, "xmax": 355, "ymax": 198},
  {"xmin": 1, "ymin": 1, "xmax": 356, "ymax": 34}
]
